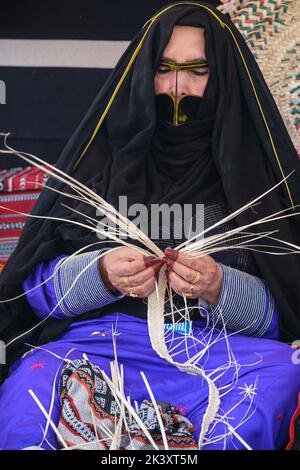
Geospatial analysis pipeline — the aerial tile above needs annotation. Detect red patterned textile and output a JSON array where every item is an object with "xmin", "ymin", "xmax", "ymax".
[
  {"xmin": 0, "ymin": 166, "xmax": 49, "ymax": 193},
  {"xmin": 0, "ymin": 191, "xmax": 41, "ymax": 271},
  {"xmin": 0, "ymin": 165, "xmax": 51, "ymax": 271}
]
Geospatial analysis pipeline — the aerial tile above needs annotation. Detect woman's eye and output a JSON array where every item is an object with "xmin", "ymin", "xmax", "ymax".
[
  {"xmin": 157, "ymin": 67, "xmax": 170, "ymax": 74},
  {"xmin": 156, "ymin": 67, "xmax": 209, "ymax": 75},
  {"xmin": 191, "ymin": 69, "xmax": 209, "ymax": 76}
]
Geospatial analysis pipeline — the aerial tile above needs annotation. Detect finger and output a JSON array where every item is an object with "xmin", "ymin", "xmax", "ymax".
[
  {"xmin": 123, "ymin": 263, "xmax": 162, "ymax": 287},
  {"xmin": 125, "ymin": 276, "xmax": 156, "ymax": 298},
  {"xmin": 117, "ymin": 252, "xmax": 163, "ymax": 276},
  {"xmin": 165, "ymin": 259, "xmax": 199, "ymax": 284},
  {"xmin": 116, "ymin": 258, "xmax": 149, "ymax": 276},
  {"xmin": 114, "ymin": 249, "xmax": 160, "ymax": 267},
  {"xmin": 143, "ymin": 279, "xmax": 159, "ymax": 297},
  {"xmin": 164, "ymin": 247, "xmax": 208, "ymax": 271},
  {"xmin": 112, "ymin": 246, "xmax": 145, "ymax": 261},
  {"xmin": 167, "ymin": 269, "xmax": 200, "ymax": 299}
]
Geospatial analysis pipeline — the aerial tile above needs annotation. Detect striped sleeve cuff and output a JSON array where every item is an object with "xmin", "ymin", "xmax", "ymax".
[
  {"xmin": 198, "ymin": 264, "xmax": 278, "ymax": 338},
  {"xmin": 53, "ymin": 249, "xmax": 124, "ymax": 317}
]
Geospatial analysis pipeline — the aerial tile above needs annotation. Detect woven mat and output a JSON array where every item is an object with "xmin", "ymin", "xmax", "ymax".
[{"xmin": 218, "ymin": 0, "xmax": 300, "ymax": 155}]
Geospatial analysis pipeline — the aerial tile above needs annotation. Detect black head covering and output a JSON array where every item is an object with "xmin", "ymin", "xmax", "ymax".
[{"xmin": 1, "ymin": 2, "xmax": 300, "ymax": 376}]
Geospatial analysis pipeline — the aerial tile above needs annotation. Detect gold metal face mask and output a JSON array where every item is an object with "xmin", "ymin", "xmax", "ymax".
[{"xmin": 155, "ymin": 59, "xmax": 209, "ymax": 126}]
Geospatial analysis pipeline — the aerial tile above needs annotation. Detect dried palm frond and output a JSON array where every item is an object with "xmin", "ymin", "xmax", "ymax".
[{"xmin": 1, "ymin": 133, "xmax": 299, "ymax": 449}]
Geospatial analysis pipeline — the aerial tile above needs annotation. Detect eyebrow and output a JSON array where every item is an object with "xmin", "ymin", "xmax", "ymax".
[{"xmin": 161, "ymin": 56, "xmax": 208, "ymax": 64}]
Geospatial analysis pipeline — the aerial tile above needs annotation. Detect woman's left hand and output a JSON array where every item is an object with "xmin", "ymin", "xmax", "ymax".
[{"xmin": 163, "ymin": 247, "xmax": 223, "ymax": 306}]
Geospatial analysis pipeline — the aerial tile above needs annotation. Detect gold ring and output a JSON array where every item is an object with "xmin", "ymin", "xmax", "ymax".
[
  {"xmin": 124, "ymin": 276, "xmax": 131, "ymax": 287},
  {"xmin": 129, "ymin": 290, "xmax": 138, "ymax": 298},
  {"xmin": 183, "ymin": 284, "xmax": 194, "ymax": 297},
  {"xmin": 191, "ymin": 271, "xmax": 201, "ymax": 285},
  {"xmin": 183, "ymin": 291, "xmax": 193, "ymax": 298}
]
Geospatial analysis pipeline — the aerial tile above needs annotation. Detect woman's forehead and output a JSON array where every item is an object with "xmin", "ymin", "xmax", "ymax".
[{"xmin": 161, "ymin": 25, "xmax": 206, "ymax": 63}]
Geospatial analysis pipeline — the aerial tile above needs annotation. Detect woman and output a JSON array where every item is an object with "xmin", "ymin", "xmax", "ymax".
[{"xmin": 0, "ymin": 2, "xmax": 300, "ymax": 450}]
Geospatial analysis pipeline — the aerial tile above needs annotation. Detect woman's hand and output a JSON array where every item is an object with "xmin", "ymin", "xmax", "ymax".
[
  {"xmin": 163, "ymin": 247, "xmax": 223, "ymax": 306},
  {"xmin": 99, "ymin": 247, "xmax": 162, "ymax": 298}
]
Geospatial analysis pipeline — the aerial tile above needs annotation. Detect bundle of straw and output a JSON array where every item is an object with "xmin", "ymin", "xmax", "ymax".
[{"xmin": 0, "ymin": 133, "xmax": 299, "ymax": 449}]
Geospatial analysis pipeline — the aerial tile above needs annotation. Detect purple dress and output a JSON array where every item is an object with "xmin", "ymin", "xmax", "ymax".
[{"xmin": 0, "ymin": 250, "xmax": 299, "ymax": 450}]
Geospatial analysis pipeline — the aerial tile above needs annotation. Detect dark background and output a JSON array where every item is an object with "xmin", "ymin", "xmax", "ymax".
[{"xmin": 0, "ymin": 0, "xmax": 220, "ymax": 169}]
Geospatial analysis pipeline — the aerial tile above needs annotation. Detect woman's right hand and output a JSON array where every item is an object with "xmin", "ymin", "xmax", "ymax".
[{"xmin": 99, "ymin": 247, "xmax": 162, "ymax": 298}]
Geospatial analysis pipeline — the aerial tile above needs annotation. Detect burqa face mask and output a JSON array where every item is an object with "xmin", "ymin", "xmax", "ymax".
[
  {"xmin": 155, "ymin": 93, "xmax": 203, "ymax": 126},
  {"xmin": 154, "ymin": 57, "xmax": 209, "ymax": 126}
]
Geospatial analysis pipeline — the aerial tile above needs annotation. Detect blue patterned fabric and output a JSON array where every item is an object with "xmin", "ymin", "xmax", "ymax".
[{"xmin": 0, "ymin": 312, "xmax": 299, "ymax": 450}]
